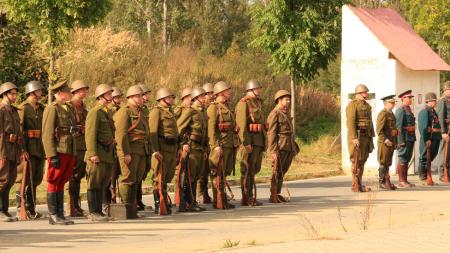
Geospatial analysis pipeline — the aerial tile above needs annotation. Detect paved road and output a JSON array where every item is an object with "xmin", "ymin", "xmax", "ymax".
[{"xmin": 1, "ymin": 175, "xmax": 450, "ymax": 253}]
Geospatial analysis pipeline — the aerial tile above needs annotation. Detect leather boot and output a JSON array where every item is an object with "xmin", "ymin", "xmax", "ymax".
[
  {"xmin": 136, "ymin": 181, "xmax": 145, "ymax": 211},
  {"xmin": 26, "ymin": 186, "xmax": 41, "ymax": 219},
  {"xmin": 153, "ymin": 189, "xmax": 160, "ymax": 215},
  {"xmin": 200, "ymin": 178, "xmax": 211, "ymax": 204},
  {"xmin": 89, "ymin": 190, "xmax": 108, "ymax": 222},
  {"xmin": 384, "ymin": 168, "xmax": 397, "ymax": 190},
  {"xmin": 57, "ymin": 191, "xmax": 74, "ymax": 225},
  {"xmin": 378, "ymin": 167, "xmax": 386, "ymax": 189},
  {"xmin": 47, "ymin": 192, "xmax": 66, "ymax": 225},
  {"xmin": 404, "ymin": 164, "xmax": 415, "ymax": 187},
  {"xmin": 190, "ymin": 183, "xmax": 205, "ymax": 212},
  {"xmin": 351, "ymin": 173, "xmax": 360, "ymax": 192},
  {"xmin": 397, "ymin": 163, "xmax": 408, "ymax": 188},
  {"xmin": 177, "ymin": 185, "xmax": 188, "ymax": 213},
  {"xmin": 0, "ymin": 190, "xmax": 15, "ymax": 222}
]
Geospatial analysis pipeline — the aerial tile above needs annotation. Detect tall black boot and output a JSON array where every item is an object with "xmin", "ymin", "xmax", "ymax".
[
  {"xmin": 26, "ymin": 186, "xmax": 41, "ymax": 219},
  {"xmin": 191, "ymin": 182, "xmax": 205, "ymax": 212},
  {"xmin": 177, "ymin": 185, "xmax": 188, "ymax": 213},
  {"xmin": 136, "ymin": 181, "xmax": 144, "ymax": 211},
  {"xmin": 379, "ymin": 167, "xmax": 386, "ymax": 189},
  {"xmin": 57, "ymin": 191, "xmax": 74, "ymax": 225},
  {"xmin": 88, "ymin": 189, "xmax": 108, "ymax": 222},
  {"xmin": 0, "ymin": 190, "xmax": 15, "ymax": 222},
  {"xmin": 47, "ymin": 192, "xmax": 65, "ymax": 225},
  {"xmin": 153, "ymin": 189, "xmax": 160, "ymax": 214}
]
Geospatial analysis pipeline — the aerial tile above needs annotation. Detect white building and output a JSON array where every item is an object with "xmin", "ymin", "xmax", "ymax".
[{"xmin": 341, "ymin": 5, "xmax": 450, "ymax": 174}]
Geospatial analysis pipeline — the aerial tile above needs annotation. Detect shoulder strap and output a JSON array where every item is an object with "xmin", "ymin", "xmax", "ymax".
[{"xmin": 127, "ymin": 108, "xmax": 142, "ymax": 132}]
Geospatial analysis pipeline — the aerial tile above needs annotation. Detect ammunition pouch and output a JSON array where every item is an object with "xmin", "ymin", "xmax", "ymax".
[
  {"xmin": 189, "ymin": 134, "xmax": 208, "ymax": 146},
  {"xmin": 390, "ymin": 129, "xmax": 399, "ymax": 137},
  {"xmin": 26, "ymin": 130, "xmax": 41, "ymax": 139},
  {"xmin": 218, "ymin": 123, "xmax": 232, "ymax": 132},
  {"xmin": 248, "ymin": 124, "xmax": 264, "ymax": 133},
  {"xmin": 8, "ymin": 134, "xmax": 18, "ymax": 143},
  {"xmin": 128, "ymin": 132, "xmax": 146, "ymax": 141},
  {"xmin": 403, "ymin": 125, "xmax": 415, "ymax": 134},
  {"xmin": 158, "ymin": 135, "xmax": 178, "ymax": 145},
  {"xmin": 98, "ymin": 140, "xmax": 115, "ymax": 152},
  {"xmin": 427, "ymin": 127, "xmax": 441, "ymax": 134}
]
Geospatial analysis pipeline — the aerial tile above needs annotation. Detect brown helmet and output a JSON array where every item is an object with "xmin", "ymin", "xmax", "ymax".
[
  {"xmin": 274, "ymin": 90, "xmax": 291, "ymax": 103},
  {"xmin": 95, "ymin": 84, "xmax": 113, "ymax": 99},
  {"xmin": 213, "ymin": 81, "xmax": 231, "ymax": 95},
  {"xmin": 156, "ymin": 88, "xmax": 175, "ymax": 101},
  {"xmin": 425, "ymin": 92, "xmax": 437, "ymax": 102},
  {"xmin": 112, "ymin": 87, "xmax": 123, "ymax": 97},
  {"xmin": 138, "ymin": 84, "xmax": 151, "ymax": 94},
  {"xmin": 126, "ymin": 85, "xmax": 143, "ymax": 98},
  {"xmin": 25, "ymin": 80, "xmax": 44, "ymax": 95},
  {"xmin": 180, "ymin": 87, "xmax": 192, "ymax": 99},
  {"xmin": 202, "ymin": 83, "xmax": 214, "ymax": 93},
  {"xmin": 354, "ymin": 84, "xmax": 369, "ymax": 94},
  {"xmin": 70, "ymin": 80, "xmax": 89, "ymax": 93},
  {"xmin": 246, "ymin": 79, "xmax": 262, "ymax": 91},
  {"xmin": 191, "ymin": 87, "xmax": 206, "ymax": 100},
  {"xmin": 0, "ymin": 82, "xmax": 18, "ymax": 95}
]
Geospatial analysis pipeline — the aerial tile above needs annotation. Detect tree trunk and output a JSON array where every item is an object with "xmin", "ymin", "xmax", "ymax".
[
  {"xmin": 47, "ymin": 51, "xmax": 56, "ymax": 105},
  {"xmin": 162, "ymin": 0, "xmax": 168, "ymax": 54},
  {"xmin": 290, "ymin": 70, "xmax": 296, "ymax": 134}
]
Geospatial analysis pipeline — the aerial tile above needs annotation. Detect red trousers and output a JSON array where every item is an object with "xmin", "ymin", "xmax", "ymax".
[{"xmin": 47, "ymin": 153, "xmax": 76, "ymax": 192}]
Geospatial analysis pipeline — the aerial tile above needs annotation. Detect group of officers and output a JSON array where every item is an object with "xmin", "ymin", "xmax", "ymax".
[
  {"xmin": 346, "ymin": 82, "xmax": 450, "ymax": 192},
  {"xmin": 0, "ymin": 79, "xmax": 299, "ymax": 224}
]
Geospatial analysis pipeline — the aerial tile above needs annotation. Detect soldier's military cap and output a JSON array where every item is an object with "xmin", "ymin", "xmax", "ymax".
[
  {"xmin": 381, "ymin": 95, "xmax": 396, "ymax": 103},
  {"xmin": 398, "ymin": 90, "xmax": 414, "ymax": 99},
  {"xmin": 50, "ymin": 80, "xmax": 71, "ymax": 92},
  {"xmin": 425, "ymin": 92, "xmax": 437, "ymax": 102},
  {"xmin": 444, "ymin": 81, "xmax": 450, "ymax": 91}
]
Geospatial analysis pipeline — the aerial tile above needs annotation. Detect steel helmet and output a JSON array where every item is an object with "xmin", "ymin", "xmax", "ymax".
[
  {"xmin": 274, "ymin": 90, "xmax": 291, "ymax": 103},
  {"xmin": 95, "ymin": 84, "xmax": 113, "ymax": 99},
  {"xmin": 126, "ymin": 85, "xmax": 143, "ymax": 98},
  {"xmin": 191, "ymin": 87, "xmax": 206, "ymax": 100},
  {"xmin": 0, "ymin": 82, "xmax": 18, "ymax": 95},
  {"xmin": 25, "ymin": 80, "xmax": 44, "ymax": 95},
  {"xmin": 246, "ymin": 79, "xmax": 262, "ymax": 91},
  {"xmin": 70, "ymin": 80, "xmax": 89, "ymax": 93},
  {"xmin": 213, "ymin": 81, "xmax": 231, "ymax": 95},
  {"xmin": 156, "ymin": 88, "xmax": 175, "ymax": 101}
]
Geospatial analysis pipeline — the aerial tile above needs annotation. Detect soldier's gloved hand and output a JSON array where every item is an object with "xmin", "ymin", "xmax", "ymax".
[
  {"xmin": 244, "ymin": 145, "xmax": 253, "ymax": 153},
  {"xmin": 352, "ymin": 139, "xmax": 360, "ymax": 147},
  {"xmin": 426, "ymin": 140, "xmax": 432, "ymax": 148},
  {"xmin": 50, "ymin": 156, "xmax": 60, "ymax": 169},
  {"xmin": 384, "ymin": 139, "xmax": 393, "ymax": 147},
  {"xmin": 442, "ymin": 134, "xmax": 449, "ymax": 142}
]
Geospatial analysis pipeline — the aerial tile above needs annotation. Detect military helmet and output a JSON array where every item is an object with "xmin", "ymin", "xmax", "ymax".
[
  {"xmin": 156, "ymin": 88, "xmax": 175, "ymax": 101},
  {"xmin": 138, "ymin": 84, "xmax": 151, "ymax": 94},
  {"xmin": 202, "ymin": 83, "xmax": 214, "ymax": 93},
  {"xmin": 354, "ymin": 84, "xmax": 369, "ymax": 94},
  {"xmin": 25, "ymin": 80, "xmax": 44, "ymax": 95},
  {"xmin": 246, "ymin": 79, "xmax": 262, "ymax": 91},
  {"xmin": 425, "ymin": 92, "xmax": 437, "ymax": 102},
  {"xmin": 50, "ymin": 80, "xmax": 70, "ymax": 92},
  {"xmin": 444, "ymin": 81, "xmax": 450, "ymax": 91},
  {"xmin": 126, "ymin": 85, "xmax": 143, "ymax": 98},
  {"xmin": 0, "ymin": 82, "xmax": 18, "ymax": 95},
  {"xmin": 191, "ymin": 87, "xmax": 206, "ymax": 100},
  {"xmin": 274, "ymin": 90, "xmax": 291, "ymax": 103},
  {"xmin": 181, "ymin": 87, "xmax": 193, "ymax": 99},
  {"xmin": 95, "ymin": 84, "xmax": 113, "ymax": 99},
  {"xmin": 70, "ymin": 80, "xmax": 89, "ymax": 93},
  {"xmin": 112, "ymin": 87, "xmax": 123, "ymax": 97},
  {"xmin": 213, "ymin": 81, "xmax": 231, "ymax": 95}
]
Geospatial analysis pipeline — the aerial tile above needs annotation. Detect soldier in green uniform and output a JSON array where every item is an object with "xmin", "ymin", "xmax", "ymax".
[
  {"xmin": 84, "ymin": 84, "xmax": 115, "ymax": 222},
  {"xmin": 267, "ymin": 90, "xmax": 299, "ymax": 203},
  {"xmin": 114, "ymin": 85, "xmax": 149, "ymax": 217},
  {"xmin": 136, "ymin": 84, "xmax": 152, "ymax": 211},
  {"xmin": 208, "ymin": 81, "xmax": 239, "ymax": 209},
  {"xmin": 346, "ymin": 84, "xmax": 375, "ymax": 192},
  {"xmin": 149, "ymin": 88, "xmax": 178, "ymax": 215},
  {"xmin": 15, "ymin": 81, "xmax": 45, "ymax": 219},
  {"xmin": 177, "ymin": 87, "xmax": 208, "ymax": 212},
  {"xmin": 174, "ymin": 87, "xmax": 192, "ymax": 119},
  {"xmin": 68, "ymin": 80, "xmax": 89, "ymax": 217},
  {"xmin": 236, "ymin": 80, "xmax": 266, "ymax": 206},
  {"xmin": 395, "ymin": 90, "xmax": 416, "ymax": 188},
  {"xmin": 436, "ymin": 81, "xmax": 450, "ymax": 182},
  {"xmin": 42, "ymin": 81, "xmax": 77, "ymax": 225},
  {"xmin": 0, "ymin": 82, "xmax": 28, "ymax": 222},
  {"xmin": 376, "ymin": 95, "xmax": 398, "ymax": 190},
  {"xmin": 418, "ymin": 92, "xmax": 441, "ymax": 186}
]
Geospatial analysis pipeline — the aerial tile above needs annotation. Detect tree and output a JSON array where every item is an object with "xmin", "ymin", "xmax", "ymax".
[
  {"xmin": 251, "ymin": 0, "xmax": 346, "ymax": 132},
  {"xmin": 3, "ymin": 0, "xmax": 111, "ymax": 100}
]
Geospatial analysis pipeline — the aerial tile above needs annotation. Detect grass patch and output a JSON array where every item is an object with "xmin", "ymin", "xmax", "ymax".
[{"xmin": 222, "ymin": 239, "xmax": 240, "ymax": 248}]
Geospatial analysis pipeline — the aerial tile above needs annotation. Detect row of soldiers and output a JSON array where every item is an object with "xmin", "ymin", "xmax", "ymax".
[
  {"xmin": 346, "ymin": 82, "xmax": 450, "ymax": 192},
  {"xmin": 0, "ymin": 79, "xmax": 299, "ymax": 224}
]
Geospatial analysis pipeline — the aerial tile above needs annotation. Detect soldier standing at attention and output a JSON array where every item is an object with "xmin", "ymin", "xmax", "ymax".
[
  {"xmin": 436, "ymin": 81, "xmax": 450, "ymax": 183},
  {"xmin": 174, "ymin": 88, "xmax": 192, "ymax": 119},
  {"xmin": 15, "ymin": 81, "xmax": 45, "ymax": 219},
  {"xmin": 136, "ymin": 84, "xmax": 152, "ymax": 211},
  {"xmin": 236, "ymin": 80, "xmax": 266, "ymax": 206},
  {"xmin": 0, "ymin": 82, "xmax": 28, "ymax": 222},
  {"xmin": 68, "ymin": 80, "xmax": 89, "ymax": 217},
  {"xmin": 42, "ymin": 81, "xmax": 77, "ymax": 225},
  {"xmin": 198, "ymin": 83, "xmax": 214, "ymax": 204},
  {"xmin": 418, "ymin": 92, "xmax": 441, "ymax": 186},
  {"xmin": 395, "ymin": 90, "xmax": 416, "ymax": 188},
  {"xmin": 207, "ymin": 81, "xmax": 239, "ymax": 209},
  {"xmin": 114, "ymin": 85, "xmax": 149, "ymax": 217},
  {"xmin": 267, "ymin": 90, "xmax": 299, "ymax": 203},
  {"xmin": 346, "ymin": 84, "xmax": 375, "ymax": 192},
  {"xmin": 376, "ymin": 95, "xmax": 398, "ymax": 190},
  {"xmin": 84, "ymin": 84, "xmax": 115, "ymax": 222},
  {"xmin": 149, "ymin": 88, "xmax": 178, "ymax": 215},
  {"xmin": 177, "ymin": 87, "xmax": 208, "ymax": 212}
]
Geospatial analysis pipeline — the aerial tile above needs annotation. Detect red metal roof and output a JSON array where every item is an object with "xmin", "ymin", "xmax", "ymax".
[{"xmin": 348, "ymin": 5, "xmax": 450, "ymax": 71}]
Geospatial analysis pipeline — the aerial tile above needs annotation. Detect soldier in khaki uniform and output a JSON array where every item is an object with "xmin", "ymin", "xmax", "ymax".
[
  {"xmin": 68, "ymin": 80, "xmax": 89, "ymax": 217},
  {"xmin": 174, "ymin": 87, "xmax": 192, "ymax": 119},
  {"xmin": 267, "ymin": 90, "xmax": 299, "ymax": 203},
  {"xmin": 177, "ymin": 87, "xmax": 208, "ymax": 212},
  {"xmin": 376, "ymin": 95, "xmax": 398, "ymax": 190},
  {"xmin": 149, "ymin": 88, "xmax": 178, "ymax": 215},
  {"xmin": 42, "ymin": 81, "xmax": 77, "ymax": 225},
  {"xmin": 208, "ymin": 81, "xmax": 239, "ymax": 209},
  {"xmin": 84, "ymin": 84, "xmax": 115, "ymax": 222},
  {"xmin": 114, "ymin": 85, "xmax": 149, "ymax": 217},
  {"xmin": 15, "ymin": 81, "xmax": 45, "ymax": 219},
  {"xmin": 236, "ymin": 80, "xmax": 266, "ymax": 206},
  {"xmin": 136, "ymin": 84, "xmax": 152, "ymax": 211},
  {"xmin": 346, "ymin": 84, "xmax": 375, "ymax": 192},
  {"xmin": 0, "ymin": 82, "xmax": 28, "ymax": 222}
]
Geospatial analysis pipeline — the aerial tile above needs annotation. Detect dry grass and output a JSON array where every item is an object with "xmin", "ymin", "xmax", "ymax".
[
  {"xmin": 354, "ymin": 191, "xmax": 377, "ymax": 230},
  {"xmin": 222, "ymin": 239, "xmax": 240, "ymax": 248}
]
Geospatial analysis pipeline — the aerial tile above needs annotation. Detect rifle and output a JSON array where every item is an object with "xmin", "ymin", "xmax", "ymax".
[
  {"xmin": 444, "ymin": 138, "xmax": 450, "ymax": 183},
  {"xmin": 353, "ymin": 146, "xmax": 360, "ymax": 192},
  {"xmin": 241, "ymin": 151, "xmax": 250, "ymax": 203},
  {"xmin": 426, "ymin": 142, "xmax": 434, "ymax": 185},
  {"xmin": 156, "ymin": 156, "xmax": 168, "ymax": 215},
  {"xmin": 215, "ymin": 151, "xmax": 226, "ymax": 209},
  {"xmin": 270, "ymin": 153, "xmax": 278, "ymax": 203},
  {"xmin": 19, "ymin": 160, "xmax": 35, "ymax": 220}
]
